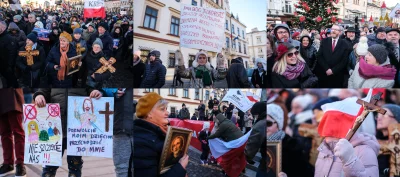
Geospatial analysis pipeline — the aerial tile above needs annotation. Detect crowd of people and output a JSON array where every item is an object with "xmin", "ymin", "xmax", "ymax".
[
  {"xmin": 0, "ymin": 7, "xmax": 134, "ymax": 88},
  {"xmin": 267, "ymin": 88, "xmax": 400, "ymax": 177},
  {"xmin": 267, "ymin": 22, "xmax": 400, "ymax": 88}
]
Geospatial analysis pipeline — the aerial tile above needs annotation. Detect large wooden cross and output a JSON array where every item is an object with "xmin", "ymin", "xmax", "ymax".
[
  {"xmin": 95, "ymin": 57, "xmax": 117, "ymax": 74},
  {"xmin": 345, "ymin": 92, "xmax": 386, "ymax": 141},
  {"xmin": 298, "ymin": 123, "xmax": 323, "ymax": 166},
  {"xmin": 76, "ymin": 43, "xmax": 86, "ymax": 55},
  {"xmin": 98, "ymin": 102, "xmax": 114, "ymax": 132},
  {"xmin": 379, "ymin": 124, "xmax": 400, "ymax": 177},
  {"xmin": 19, "ymin": 45, "xmax": 39, "ymax": 66}
]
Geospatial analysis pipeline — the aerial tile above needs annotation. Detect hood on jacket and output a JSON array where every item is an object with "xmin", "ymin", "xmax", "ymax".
[
  {"xmin": 231, "ymin": 57, "xmax": 243, "ymax": 64},
  {"xmin": 273, "ymin": 24, "xmax": 300, "ymax": 47},
  {"xmin": 216, "ymin": 113, "xmax": 228, "ymax": 124},
  {"xmin": 7, "ymin": 22, "xmax": 20, "ymax": 31},
  {"xmin": 193, "ymin": 51, "xmax": 211, "ymax": 70},
  {"xmin": 350, "ymin": 132, "xmax": 380, "ymax": 156},
  {"xmin": 299, "ymin": 35, "xmax": 313, "ymax": 48},
  {"xmin": 255, "ymin": 58, "xmax": 266, "ymax": 70}
]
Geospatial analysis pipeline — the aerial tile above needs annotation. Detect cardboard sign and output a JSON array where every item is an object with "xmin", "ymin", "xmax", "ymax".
[
  {"xmin": 67, "ymin": 96, "xmax": 114, "ymax": 158},
  {"xmin": 23, "ymin": 104, "xmax": 63, "ymax": 166},
  {"xmin": 180, "ymin": 4, "xmax": 225, "ymax": 53}
]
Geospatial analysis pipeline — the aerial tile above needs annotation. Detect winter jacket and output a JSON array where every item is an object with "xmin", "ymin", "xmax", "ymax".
[
  {"xmin": 226, "ymin": 63, "xmax": 250, "ymax": 88},
  {"xmin": 273, "ymin": 24, "xmax": 301, "ymax": 48},
  {"xmin": 133, "ymin": 119, "xmax": 187, "ymax": 177},
  {"xmin": 251, "ymin": 68, "xmax": 266, "ymax": 88},
  {"xmin": 208, "ymin": 114, "xmax": 243, "ymax": 142},
  {"xmin": 198, "ymin": 130, "xmax": 210, "ymax": 151},
  {"xmin": 32, "ymin": 88, "xmax": 90, "ymax": 137},
  {"xmin": 26, "ymin": 21, "xmax": 36, "ymax": 34},
  {"xmin": 178, "ymin": 108, "xmax": 190, "ymax": 119},
  {"xmin": 132, "ymin": 59, "xmax": 145, "ymax": 88},
  {"xmin": 347, "ymin": 50, "xmax": 360, "ymax": 75},
  {"xmin": 112, "ymin": 34, "xmax": 124, "ymax": 60},
  {"xmin": 348, "ymin": 61, "xmax": 395, "ymax": 88},
  {"xmin": 16, "ymin": 44, "xmax": 46, "ymax": 87},
  {"xmin": 244, "ymin": 113, "xmax": 253, "ymax": 128},
  {"xmin": 191, "ymin": 115, "xmax": 197, "ymax": 120},
  {"xmin": 71, "ymin": 37, "xmax": 87, "ymax": 57},
  {"xmin": 85, "ymin": 51, "xmax": 112, "ymax": 89},
  {"xmin": 367, "ymin": 34, "xmax": 386, "ymax": 47},
  {"xmin": 299, "ymin": 36, "xmax": 318, "ymax": 71},
  {"xmin": 345, "ymin": 37, "xmax": 360, "ymax": 48},
  {"xmin": 48, "ymin": 31, "xmax": 60, "ymax": 49},
  {"xmin": 82, "ymin": 28, "xmax": 96, "ymax": 42},
  {"xmin": 87, "ymin": 31, "xmax": 114, "ymax": 58},
  {"xmin": 198, "ymin": 104, "xmax": 206, "ymax": 118},
  {"xmin": 314, "ymin": 133, "xmax": 379, "ymax": 177},
  {"xmin": 102, "ymin": 89, "xmax": 134, "ymax": 135},
  {"xmin": 140, "ymin": 59, "xmax": 166, "ymax": 88},
  {"xmin": 271, "ymin": 64, "xmax": 318, "ymax": 88},
  {"xmin": 0, "ymin": 88, "xmax": 24, "ymax": 116},
  {"xmin": 245, "ymin": 111, "xmax": 266, "ymax": 176},
  {"xmin": 46, "ymin": 43, "xmax": 77, "ymax": 88},
  {"xmin": 8, "ymin": 22, "xmax": 27, "ymax": 48},
  {"xmin": 15, "ymin": 20, "xmax": 27, "ymax": 34},
  {"xmin": 0, "ymin": 31, "xmax": 18, "ymax": 87}
]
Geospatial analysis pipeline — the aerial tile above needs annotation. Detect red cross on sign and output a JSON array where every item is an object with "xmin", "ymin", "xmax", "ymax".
[
  {"xmin": 48, "ymin": 104, "xmax": 60, "ymax": 117},
  {"xmin": 24, "ymin": 105, "xmax": 37, "ymax": 123}
]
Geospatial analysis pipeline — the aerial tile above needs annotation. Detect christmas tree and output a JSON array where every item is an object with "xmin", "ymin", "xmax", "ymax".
[{"xmin": 293, "ymin": 0, "xmax": 341, "ymax": 30}]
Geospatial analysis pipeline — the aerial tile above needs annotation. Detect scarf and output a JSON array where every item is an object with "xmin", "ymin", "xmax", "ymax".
[
  {"xmin": 267, "ymin": 130, "xmax": 285, "ymax": 141},
  {"xmin": 358, "ymin": 58, "xmax": 396, "ymax": 80},
  {"xmin": 133, "ymin": 58, "xmax": 141, "ymax": 66},
  {"xmin": 57, "ymin": 44, "xmax": 69, "ymax": 81},
  {"xmin": 195, "ymin": 65, "xmax": 212, "ymax": 86},
  {"xmin": 282, "ymin": 61, "xmax": 305, "ymax": 80},
  {"xmin": 144, "ymin": 118, "xmax": 168, "ymax": 134}
]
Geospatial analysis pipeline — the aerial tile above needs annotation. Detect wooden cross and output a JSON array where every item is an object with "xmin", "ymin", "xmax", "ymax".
[
  {"xmin": 379, "ymin": 124, "xmax": 400, "ymax": 177},
  {"xmin": 298, "ymin": 123, "xmax": 323, "ymax": 166},
  {"xmin": 98, "ymin": 102, "xmax": 114, "ymax": 132},
  {"xmin": 76, "ymin": 43, "xmax": 86, "ymax": 55},
  {"xmin": 95, "ymin": 57, "xmax": 117, "ymax": 74},
  {"xmin": 18, "ymin": 45, "xmax": 39, "ymax": 66},
  {"xmin": 346, "ymin": 92, "xmax": 386, "ymax": 141}
]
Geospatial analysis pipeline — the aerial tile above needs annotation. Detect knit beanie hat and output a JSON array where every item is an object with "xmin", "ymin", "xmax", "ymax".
[
  {"xmin": 368, "ymin": 44, "xmax": 388, "ymax": 64},
  {"xmin": 98, "ymin": 22, "xmax": 108, "ymax": 31},
  {"xmin": 93, "ymin": 38, "xmax": 103, "ymax": 49},
  {"xmin": 383, "ymin": 104, "xmax": 400, "ymax": 123},
  {"xmin": 136, "ymin": 92, "xmax": 163, "ymax": 118},
  {"xmin": 13, "ymin": 15, "xmax": 22, "ymax": 21},
  {"xmin": 59, "ymin": 31, "xmax": 72, "ymax": 42},
  {"xmin": 267, "ymin": 104, "xmax": 284, "ymax": 130},
  {"xmin": 34, "ymin": 21, "xmax": 44, "ymax": 29},
  {"xmin": 27, "ymin": 32, "xmax": 38, "ymax": 43},
  {"xmin": 73, "ymin": 28, "xmax": 83, "ymax": 34},
  {"xmin": 251, "ymin": 102, "xmax": 266, "ymax": 116},
  {"xmin": 356, "ymin": 36, "xmax": 369, "ymax": 56}
]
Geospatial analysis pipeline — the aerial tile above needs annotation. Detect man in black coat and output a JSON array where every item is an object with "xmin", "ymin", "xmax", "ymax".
[
  {"xmin": 344, "ymin": 27, "xmax": 359, "ymax": 48},
  {"xmin": 87, "ymin": 22, "xmax": 114, "ymax": 58},
  {"xmin": 140, "ymin": 50, "xmax": 166, "ymax": 88},
  {"xmin": 0, "ymin": 20, "xmax": 18, "ymax": 87},
  {"xmin": 25, "ymin": 13, "xmax": 36, "ymax": 34},
  {"xmin": 315, "ymin": 24, "xmax": 351, "ymax": 88},
  {"xmin": 198, "ymin": 100, "xmax": 206, "ymax": 121},
  {"xmin": 226, "ymin": 57, "xmax": 250, "ymax": 88},
  {"xmin": 386, "ymin": 28, "xmax": 400, "ymax": 87}
]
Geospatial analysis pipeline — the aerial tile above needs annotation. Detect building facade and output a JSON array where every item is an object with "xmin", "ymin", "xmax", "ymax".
[
  {"xmin": 246, "ymin": 28, "xmax": 266, "ymax": 67},
  {"xmin": 134, "ymin": 0, "xmax": 250, "ymax": 80}
]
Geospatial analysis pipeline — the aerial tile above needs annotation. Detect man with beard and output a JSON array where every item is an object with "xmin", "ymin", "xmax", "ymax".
[
  {"xmin": 139, "ymin": 50, "xmax": 166, "ymax": 88},
  {"xmin": 273, "ymin": 24, "xmax": 300, "ymax": 48},
  {"xmin": 386, "ymin": 28, "xmax": 400, "ymax": 87},
  {"xmin": 315, "ymin": 24, "xmax": 351, "ymax": 88},
  {"xmin": 345, "ymin": 27, "xmax": 359, "ymax": 48},
  {"xmin": 368, "ymin": 27, "xmax": 387, "ymax": 46}
]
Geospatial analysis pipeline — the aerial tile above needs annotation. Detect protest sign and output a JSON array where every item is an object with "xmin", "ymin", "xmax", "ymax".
[
  {"xmin": 180, "ymin": 4, "xmax": 225, "ymax": 53},
  {"xmin": 33, "ymin": 28, "xmax": 51, "ymax": 41},
  {"xmin": 23, "ymin": 104, "xmax": 63, "ymax": 166},
  {"xmin": 67, "ymin": 96, "xmax": 114, "ymax": 158},
  {"xmin": 113, "ymin": 39, "xmax": 120, "ymax": 47},
  {"xmin": 389, "ymin": 3, "xmax": 400, "ymax": 18},
  {"xmin": 222, "ymin": 89, "xmax": 255, "ymax": 112}
]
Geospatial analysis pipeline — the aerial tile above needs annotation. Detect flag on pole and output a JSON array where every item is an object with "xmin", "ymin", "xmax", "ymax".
[
  {"xmin": 84, "ymin": 0, "xmax": 105, "ymax": 19},
  {"xmin": 222, "ymin": 89, "xmax": 255, "ymax": 112},
  {"xmin": 389, "ymin": 3, "xmax": 400, "ymax": 18}
]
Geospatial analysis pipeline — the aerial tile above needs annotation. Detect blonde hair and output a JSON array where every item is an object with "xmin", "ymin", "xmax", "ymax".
[
  {"xmin": 273, "ymin": 49, "xmax": 306, "ymax": 75},
  {"xmin": 28, "ymin": 121, "xmax": 39, "ymax": 135}
]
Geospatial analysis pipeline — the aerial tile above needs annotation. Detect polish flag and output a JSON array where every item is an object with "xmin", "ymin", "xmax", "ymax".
[
  {"xmin": 84, "ymin": 0, "xmax": 105, "ymax": 19},
  {"xmin": 246, "ymin": 92, "xmax": 259, "ymax": 103},
  {"xmin": 208, "ymin": 130, "xmax": 252, "ymax": 177}
]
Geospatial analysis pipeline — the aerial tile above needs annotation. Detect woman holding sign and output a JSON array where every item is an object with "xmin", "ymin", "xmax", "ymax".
[
  {"xmin": 134, "ymin": 92, "xmax": 188, "ymax": 177},
  {"xmin": 112, "ymin": 27, "xmax": 125, "ymax": 61}
]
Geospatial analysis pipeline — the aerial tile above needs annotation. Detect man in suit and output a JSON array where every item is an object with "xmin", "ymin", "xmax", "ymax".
[
  {"xmin": 386, "ymin": 28, "xmax": 400, "ymax": 87},
  {"xmin": 315, "ymin": 24, "xmax": 351, "ymax": 88}
]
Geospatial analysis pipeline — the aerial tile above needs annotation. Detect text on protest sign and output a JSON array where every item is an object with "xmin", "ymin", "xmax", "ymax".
[
  {"xmin": 389, "ymin": 3, "xmax": 400, "ymax": 18},
  {"xmin": 84, "ymin": 0, "xmax": 106, "ymax": 19},
  {"xmin": 67, "ymin": 96, "xmax": 114, "ymax": 158},
  {"xmin": 222, "ymin": 89, "xmax": 255, "ymax": 112},
  {"xmin": 180, "ymin": 4, "xmax": 226, "ymax": 53},
  {"xmin": 23, "ymin": 104, "xmax": 63, "ymax": 166}
]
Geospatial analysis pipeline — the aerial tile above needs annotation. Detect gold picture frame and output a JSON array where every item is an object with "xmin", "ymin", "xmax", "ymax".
[
  {"xmin": 67, "ymin": 55, "xmax": 82, "ymax": 75},
  {"xmin": 267, "ymin": 140, "xmax": 282, "ymax": 177},
  {"xmin": 159, "ymin": 126, "xmax": 192, "ymax": 174}
]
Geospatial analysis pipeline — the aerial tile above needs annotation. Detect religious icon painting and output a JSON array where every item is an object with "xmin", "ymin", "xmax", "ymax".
[
  {"xmin": 267, "ymin": 140, "xmax": 282, "ymax": 177},
  {"xmin": 66, "ymin": 96, "xmax": 114, "ymax": 158},
  {"xmin": 67, "ymin": 55, "xmax": 82, "ymax": 75},
  {"xmin": 23, "ymin": 104, "xmax": 63, "ymax": 166},
  {"xmin": 159, "ymin": 126, "xmax": 192, "ymax": 174}
]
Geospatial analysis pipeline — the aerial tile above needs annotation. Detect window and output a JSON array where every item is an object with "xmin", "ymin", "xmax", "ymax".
[
  {"xmin": 226, "ymin": 37, "xmax": 230, "ymax": 48},
  {"xmin": 205, "ymin": 90, "xmax": 210, "ymax": 100},
  {"xmin": 143, "ymin": 6, "xmax": 158, "ymax": 30},
  {"xmin": 244, "ymin": 44, "xmax": 246, "ymax": 54},
  {"xmin": 168, "ymin": 53, "xmax": 175, "ymax": 68},
  {"xmin": 192, "ymin": 0, "xmax": 197, "ymax": 6},
  {"xmin": 144, "ymin": 88, "xmax": 154, "ymax": 92},
  {"xmin": 232, "ymin": 41, "xmax": 236, "ymax": 49},
  {"xmin": 237, "ymin": 27, "xmax": 240, "ymax": 36},
  {"xmin": 170, "ymin": 17, "xmax": 180, "ymax": 36},
  {"xmin": 216, "ymin": 0, "xmax": 219, "ymax": 5},
  {"xmin": 225, "ymin": 20, "xmax": 228, "ymax": 30},
  {"xmin": 285, "ymin": 1, "xmax": 292, "ymax": 13},
  {"xmin": 195, "ymin": 89, "xmax": 200, "ymax": 100},
  {"xmin": 245, "ymin": 61, "xmax": 248, "ymax": 68},
  {"xmin": 171, "ymin": 107, "xmax": 176, "ymax": 115},
  {"xmin": 238, "ymin": 42, "xmax": 241, "ymax": 53},
  {"xmin": 231, "ymin": 24, "xmax": 235, "ymax": 34},
  {"xmin": 242, "ymin": 30, "xmax": 245, "ymax": 38},
  {"xmin": 169, "ymin": 88, "xmax": 176, "ymax": 95},
  {"xmin": 256, "ymin": 36, "xmax": 261, "ymax": 43},
  {"xmin": 189, "ymin": 55, "xmax": 195, "ymax": 67},
  {"xmin": 258, "ymin": 47, "xmax": 263, "ymax": 53},
  {"xmin": 183, "ymin": 89, "xmax": 189, "ymax": 98}
]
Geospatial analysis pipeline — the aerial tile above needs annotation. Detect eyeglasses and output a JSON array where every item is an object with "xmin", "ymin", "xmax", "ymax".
[
  {"xmin": 267, "ymin": 120, "xmax": 277, "ymax": 127},
  {"xmin": 287, "ymin": 51, "xmax": 299, "ymax": 57},
  {"xmin": 277, "ymin": 31, "xmax": 288, "ymax": 34}
]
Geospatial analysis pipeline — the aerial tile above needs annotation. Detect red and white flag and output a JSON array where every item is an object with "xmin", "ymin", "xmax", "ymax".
[
  {"xmin": 84, "ymin": 0, "xmax": 105, "ymax": 19},
  {"xmin": 208, "ymin": 130, "xmax": 252, "ymax": 177},
  {"xmin": 246, "ymin": 91, "xmax": 260, "ymax": 103}
]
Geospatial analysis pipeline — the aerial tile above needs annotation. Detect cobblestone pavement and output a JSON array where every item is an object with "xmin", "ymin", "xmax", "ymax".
[
  {"xmin": 163, "ymin": 78, "xmax": 228, "ymax": 88},
  {"xmin": 103, "ymin": 59, "xmax": 133, "ymax": 88}
]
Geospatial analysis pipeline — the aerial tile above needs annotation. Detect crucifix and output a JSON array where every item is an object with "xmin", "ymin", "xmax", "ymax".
[
  {"xmin": 95, "ymin": 57, "xmax": 116, "ymax": 74},
  {"xmin": 345, "ymin": 92, "xmax": 386, "ymax": 141},
  {"xmin": 298, "ymin": 123, "xmax": 322, "ymax": 166},
  {"xmin": 379, "ymin": 124, "xmax": 400, "ymax": 177},
  {"xmin": 98, "ymin": 102, "xmax": 114, "ymax": 132},
  {"xmin": 19, "ymin": 45, "xmax": 39, "ymax": 66},
  {"xmin": 76, "ymin": 43, "xmax": 86, "ymax": 55}
]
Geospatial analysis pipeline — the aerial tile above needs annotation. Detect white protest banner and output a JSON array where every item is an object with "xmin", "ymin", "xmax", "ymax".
[
  {"xmin": 84, "ymin": 0, "xmax": 105, "ymax": 19},
  {"xmin": 389, "ymin": 3, "xmax": 400, "ymax": 18},
  {"xmin": 23, "ymin": 104, "xmax": 63, "ymax": 166},
  {"xmin": 67, "ymin": 96, "xmax": 114, "ymax": 158},
  {"xmin": 222, "ymin": 89, "xmax": 255, "ymax": 112},
  {"xmin": 120, "ymin": 0, "xmax": 130, "ymax": 9},
  {"xmin": 180, "ymin": 4, "xmax": 225, "ymax": 53}
]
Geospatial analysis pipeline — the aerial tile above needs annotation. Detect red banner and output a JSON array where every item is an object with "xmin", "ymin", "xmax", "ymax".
[
  {"xmin": 84, "ymin": 7, "xmax": 105, "ymax": 19},
  {"xmin": 169, "ymin": 118, "xmax": 214, "ymax": 151}
]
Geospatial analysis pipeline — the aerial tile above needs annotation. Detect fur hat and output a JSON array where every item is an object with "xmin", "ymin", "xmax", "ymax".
[
  {"xmin": 136, "ymin": 92, "xmax": 163, "ymax": 118},
  {"xmin": 27, "ymin": 32, "xmax": 38, "ymax": 43},
  {"xmin": 275, "ymin": 42, "xmax": 299, "ymax": 61},
  {"xmin": 93, "ymin": 38, "xmax": 103, "ymax": 49},
  {"xmin": 267, "ymin": 104, "xmax": 284, "ymax": 130},
  {"xmin": 368, "ymin": 44, "xmax": 388, "ymax": 65},
  {"xmin": 192, "ymin": 51, "xmax": 211, "ymax": 69},
  {"xmin": 59, "ymin": 31, "xmax": 72, "ymax": 42},
  {"xmin": 356, "ymin": 36, "xmax": 369, "ymax": 56}
]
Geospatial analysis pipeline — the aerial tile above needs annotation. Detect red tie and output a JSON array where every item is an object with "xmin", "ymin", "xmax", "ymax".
[{"xmin": 332, "ymin": 39, "xmax": 336, "ymax": 51}]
